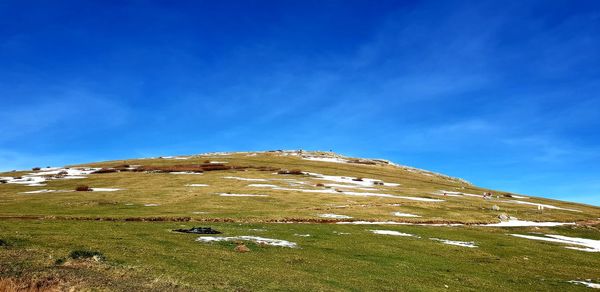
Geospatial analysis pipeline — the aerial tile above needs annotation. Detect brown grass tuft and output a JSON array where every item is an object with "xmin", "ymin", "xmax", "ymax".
[{"xmin": 75, "ymin": 185, "xmax": 92, "ymax": 192}]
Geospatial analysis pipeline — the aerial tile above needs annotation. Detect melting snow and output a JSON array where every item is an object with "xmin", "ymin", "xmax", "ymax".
[
  {"xmin": 504, "ymin": 200, "xmax": 581, "ymax": 212},
  {"xmin": 392, "ymin": 212, "xmax": 421, "ymax": 217},
  {"xmin": 144, "ymin": 204, "xmax": 160, "ymax": 206},
  {"xmin": 319, "ymin": 214, "xmax": 352, "ymax": 219},
  {"xmin": 338, "ymin": 221, "xmax": 462, "ymax": 226},
  {"xmin": 306, "ymin": 172, "xmax": 401, "ymax": 187},
  {"xmin": 302, "ymin": 156, "xmax": 348, "ymax": 163},
  {"xmin": 170, "ymin": 172, "xmax": 202, "ymax": 175},
  {"xmin": 511, "ymin": 234, "xmax": 600, "ymax": 252},
  {"xmin": 196, "ymin": 236, "xmax": 297, "ymax": 248},
  {"xmin": 187, "ymin": 184, "xmax": 208, "ymax": 187},
  {"xmin": 482, "ymin": 219, "xmax": 575, "ymax": 227},
  {"xmin": 569, "ymin": 281, "xmax": 600, "ymax": 289},
  {"xmin": 430, "ymin": 238, "xmax": 477, "ymax": 248},
  {"xmin": 91, "ymin": 188, "xmax": 122, "ymax": 192},
  {"xmin": 370, "ymin": 230, "xmax": 417, "ymax": 237},
  {"xmin": 294, "ymin": 234, "xmax": 311, "ymax": 237}
]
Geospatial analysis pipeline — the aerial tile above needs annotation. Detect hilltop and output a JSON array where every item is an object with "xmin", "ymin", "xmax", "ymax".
[{"xmin": 1, "ymin": 150, "xmax": 599, "ymax": 291}]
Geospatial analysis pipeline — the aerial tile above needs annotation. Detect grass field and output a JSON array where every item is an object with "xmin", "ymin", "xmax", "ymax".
[{"xmin": 1, "ymin": 151, "xmax": 599, "ymax": 291}]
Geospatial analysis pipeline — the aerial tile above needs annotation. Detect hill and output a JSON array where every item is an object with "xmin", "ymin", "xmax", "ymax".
[{"xmin": 1, "ymin": 150, "xmax": 599, "ymax": 291}]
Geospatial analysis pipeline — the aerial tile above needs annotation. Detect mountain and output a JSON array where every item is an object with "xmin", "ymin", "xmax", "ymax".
[{"xmin": 1, "ymin": 150, "xmax": 599, "ymax": 291}]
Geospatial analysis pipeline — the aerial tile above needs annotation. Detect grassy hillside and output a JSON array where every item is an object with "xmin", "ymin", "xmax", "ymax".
[{"xmin": 1, "ymin": 150, "xmax": 599, "ymax": 291}]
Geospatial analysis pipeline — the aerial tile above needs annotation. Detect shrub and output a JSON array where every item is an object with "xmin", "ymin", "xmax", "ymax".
[
  {"xmin": 502, "ymin": 193, "xmax": 513, "ymax": 198},
  {"xmin": 316, "ymin": 183, "xmax": 325, "ymax": 187},
  {"xmin": 69, "ymin": 250, "xmax": 105, "ymax": 261},
  {"xmin": 352, "ymin": 177, "xmax": 363, "ymax": 181},
  {"xmin": 32, "ymin": 167, "xmax": 41, "ymax": 171},
  {"xmin": 54, "ymin": 257, "xmax": 66, "ymax": 265},
  {"xmin": 0, "ymin": 179, "xmax": 7, "ymax": 184},
  {"xmin": 75, "ymin": 185, "xmax": 92, "ymax": 192}
]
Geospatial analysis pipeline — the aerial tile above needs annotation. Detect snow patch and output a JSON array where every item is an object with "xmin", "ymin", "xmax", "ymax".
[
  {"xmin": 370, "ymin": 230, "xmax": 418, "ymax": 237},
  {"xmin": 430, "ymin": 238, "xmax": 477, "ymax": 248},
  {"xmin": 91, "ymin": 188, "xmax": 122, "ymax": 192},
  {"xmin": 511, "ymin": 234, "xmax": 600, "ymax": 252},
  {"xmin": 186, "ymin": 184, "xmax": 208, "ymax": 187},
  {"xmin": 318, "ymin": 214, "xmax": 352, "ymax": 219},
  {"xmin": 223, "ymin": 176, "xmax": 267, "ymax": 182},
  {"xmin": 569, "ymin": 281, "xmax": 600, "ymax": 289},
  {"xmin": 196, "ymin": 236, "xmax": 297, "ymax": 248},
  {"xmin": 504, "ymin": 200, "xmax": 581, "ymax": 212},
  {"xmin": 482, "ymin": 219, "xmax": 575, "ymax": 227},
  {"xmin": 392, "ymin": 212, "xmax": 421, "ymax": 218}
]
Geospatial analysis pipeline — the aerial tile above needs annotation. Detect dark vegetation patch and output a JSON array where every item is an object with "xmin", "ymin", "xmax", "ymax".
[
  {"xmin": 352, "ymin": 177, "xmax": 363, "ymax": 181},
  {"xmin": 277, "ymin": 169, "xmax": 304, "ymax": 175},
  {"xmin": 69, "ymin": 250, "xmax": 105, "ymax": 261},
  {"xmin": 0, "ymin": 239, "xmax": 7, "ymax": 246},
  {"xmin": 0, "ymin": 179, "xmax": 7, "ymax": 184},
  {"xmin": 348, "ymin": 159, "xmax": 377, "ymax": 165},
  {"xmin": 31, "ymin": 167, "xmax": 41, "ymax": 171},
  {"xmin": 173, "ymin": 227, "xmax": 222, "ymax": 234},
  {"xmin": 89, "ymin": 164, "xmax": 281, "ymax": 174},
  {"xmin": 75, "ymin": 185, "xmax": 92, "ymax": 192}
]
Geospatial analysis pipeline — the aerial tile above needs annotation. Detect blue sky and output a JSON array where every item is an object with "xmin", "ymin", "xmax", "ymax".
[{"xmin": 1, "ymin": 1, "xmax": 599, "ymax": 205}]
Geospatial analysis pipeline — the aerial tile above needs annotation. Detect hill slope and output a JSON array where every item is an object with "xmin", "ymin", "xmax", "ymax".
[{"xmin": 1, "ymin": 150, "xmax": 599, "ymax": 291}]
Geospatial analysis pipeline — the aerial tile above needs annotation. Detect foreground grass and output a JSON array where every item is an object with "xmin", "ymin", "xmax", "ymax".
[{"xmin": 1, "ymin": 220, "xmax": 599, "ymax": 291}]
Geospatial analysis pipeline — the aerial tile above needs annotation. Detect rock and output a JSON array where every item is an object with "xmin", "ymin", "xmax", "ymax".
[
  {"xmin": 234, "ymin": 244, "xmax": 250, "ymax": 253},
  {"xmin": 492, "ymin": 205, "xmax": 500, "ymax": 211},
  {"xmin": 498, "ymin": 213, "xmax": 510, "ymax": 221}
]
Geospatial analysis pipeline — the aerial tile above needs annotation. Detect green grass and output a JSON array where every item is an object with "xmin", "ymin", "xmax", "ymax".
[{"xmin": 1, "ymin": 151, "xmax": 599, "ymax": 290}]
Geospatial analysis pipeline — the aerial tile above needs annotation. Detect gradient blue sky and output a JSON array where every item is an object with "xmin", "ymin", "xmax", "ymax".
[{"xmin": 1, "ymin": 1, "xmax": 599, "ymax": 205}]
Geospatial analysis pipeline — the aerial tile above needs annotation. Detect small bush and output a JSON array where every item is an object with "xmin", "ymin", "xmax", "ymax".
[
  {"xmin": 75, "ymin": 185, "xmax": 92, "ymax": 192},
  {"xmin": 14, "ymin": 176, "xmax": 22, "ymax": 180},
  {"xmin": 316, "ymin": 183, "xmax": 325, "ymax": 187},
  {"xmin": 373, "ymin": 181, "xmax": 384, "ymax": 186},
  {"xmin": 352, "ymin": 177, "xmax": 363, "ymax": 181},
  {"xmin": 54, "ymin": 257, "xmax": 66, "ymax": 265},
  {"xmin": 32, "ymin": 167, "xmax": 41, "ymax": 171},
  {"xmin": 69, "ymin": 250, "xmax": 105, "ymax": 261},
  {"xmin": 502, "ymin": 193, "xmax": 513, "ymax": 198},
  {"xmin": 0, "ymin": 179, "xmax": 7, "ymax": 184}
]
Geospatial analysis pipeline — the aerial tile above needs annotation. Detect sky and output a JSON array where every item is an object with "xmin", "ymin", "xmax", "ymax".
[{"xmin": 1, "ymin": 0, "xmax": 599, "ymax": 206}]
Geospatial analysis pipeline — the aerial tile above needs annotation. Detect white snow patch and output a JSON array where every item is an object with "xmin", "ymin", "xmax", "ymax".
[
  {"xmin": 338, "ymin": 221, "xmax": 462, "ymax": 226},
  {"xmin": 294, "ymin": 234, "xmax": 311, "ymax": 237},
  {"xmin": 21, "ymin": 189, "xmax": 57, "ymax": 194},
  {"xmin": 430, "ymin": 238, "xmax": 477, "ymax": 248},
  {"xmin": 144, "ymin": 204, "xmax": 160, "ymax": 206},
  {"xmin": 223, "ymin": 176, "xmax": 267, "ymax": 182},
  {"xmin": 306, "ymin": 172, "xmax": 400, "ymax": 187},
  {"xmin": 91, "ymin": 188, "xmax": 122, "ymax": 192},
  {"xmin": 482, "ymin": 219, "xmax": 575, "ymax": 227},
  {"xmin": 392, "ymin": 212, "xmax": 421, "ymax": 218},
  {"xmin": 569, "ymin": 281, "xmax": 600, "ymax": 289},
  {"xmin": 196, "ymin": 236, "xmax": 297, "ymax": 248},
  {"xmin": 218, "ymin": 193, "xmax": 269, "ymax": 197},
  {"xmin": 186, "ymin": 184, "xmax": 208, "ymax": 187},
  {"xmin": 370, "ymin": 230, "xmax": 417, "ymax": 237},
  {"xmin": 504, "ymin": 200, "xmax": 581, "ymax": 212},
  {"xmin": 302, "ymin": 156, "xmax": 349, "ymax": 164},
  {"xmin": 511, "ymin": 234, "xmax": 600, "ymax": 252},
  {"xmin": 318, "ymin": 214, "xmax": 353, "ymax": 219}
]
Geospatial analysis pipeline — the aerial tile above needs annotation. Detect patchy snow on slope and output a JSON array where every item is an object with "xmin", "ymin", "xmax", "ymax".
[
  {"xmin": 483, "ymin": 219, "xmax": 575, "ymax": 227},
  {"xmin": 569, "ymin": 280, "xmax": 600, "ymax": 289},
  {"xmin": 294, "ymin": 234, "xmax": 311, "ymax": 237},
  {"xmin": 196, "ymin": 236, "xmax": 297, "ymax": 248},
  {"xmin": 370, "ymin": 230, "xmax": 418, "ymax": 237},
  {"xmin": 223, "ymin": 176, "xmax": 267, "ymax": 182},
  {"xmin": 504, "ymin": 200, "xmax": 581, "ymax": 212},
  {"xmin": 318, "ymin": 214, "xmax": 352, "ymax": 219},
  {"xmin": 338, "ymin": 221, "xmax": 463, "ymax": 226},
  {"xmin": 302, "ymin": 156, "xmax": 349, "ymax": 163},
  {"xmin": 218, "ymin": 193, "xmax": 269, "ymax": 197},
  {"xmin": 144, "ymin": 204, "xmax": 160, "ymax": 206},
  {"xmin": 511, "ymin": 234, "xmax": 600, "ymax": 252},
  {"xmin": 21, "ymin": 189, "xmax": 59, "ymax": 194},
  {"xmin": 186, "ymin": 184, "xmax": 208, "ymax": 187},
  {"xmin": 306, "ymin": 172, "xmax": 401, "ymax": 187},
  {"xmin": 247, "ymin": 184, "xmax": 280, "ymax": 188},
  {"xmin": 392, "ymin": 212, "xmax": 421, "ymax": 217},
  {"xmin": 90, "ymin": 188, "xmax": 122, "ymax": 192},
  {"xmin": 3, "ymin": 167, "xmax": 100, "ymax": 186},
  {"xmin": 245, "ymin": 184, "xmax": 443, "ymax": 201},
  {"xmin": 430, "ymin": 238, "xmax": 477, "ymax": 248}
]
